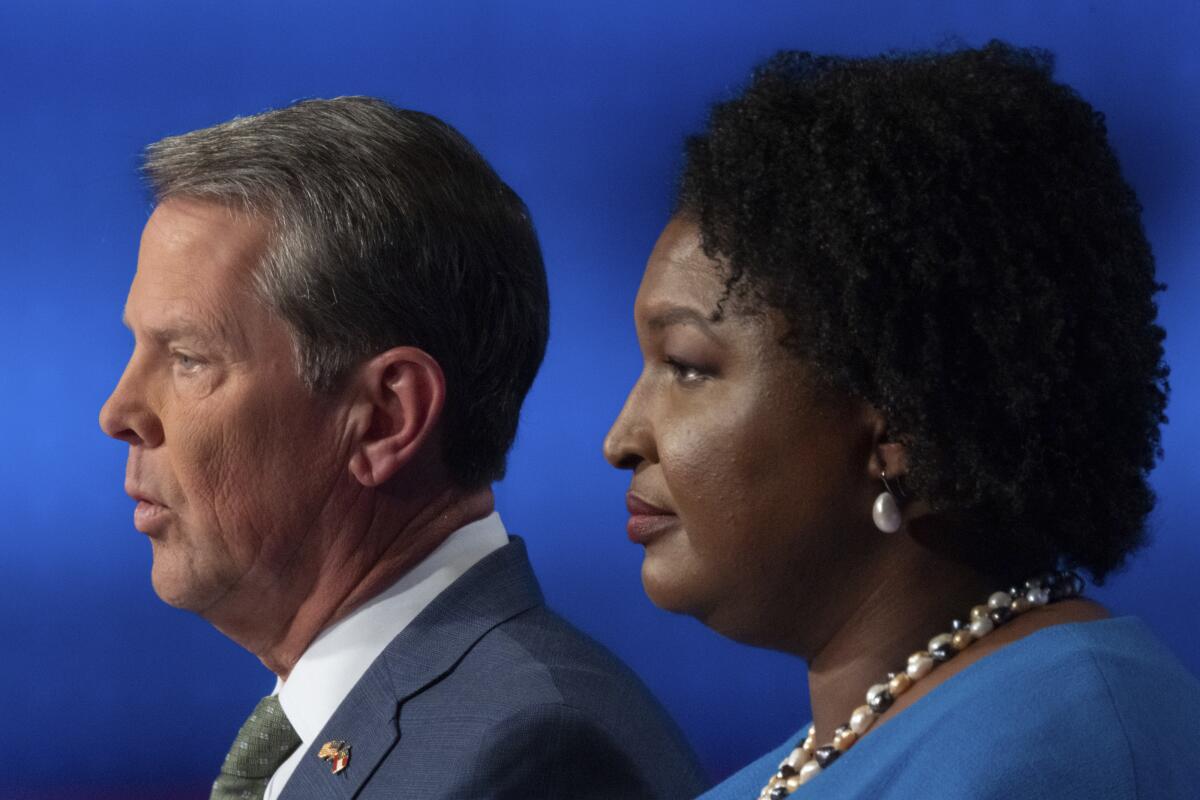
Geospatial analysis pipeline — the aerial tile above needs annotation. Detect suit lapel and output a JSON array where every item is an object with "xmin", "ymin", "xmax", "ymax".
[
  {"xmin": 280, "ymin": 537, "xmax": 544, "ymax": 799},
  {"xmin": 281, "ymin": 665, "xmax": 400, "ymax": 799}
]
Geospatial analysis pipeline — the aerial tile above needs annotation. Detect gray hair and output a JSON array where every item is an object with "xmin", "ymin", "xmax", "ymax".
[{"xmin": 143, "ymin": 97, "xmax": 549, "ymax": 487}]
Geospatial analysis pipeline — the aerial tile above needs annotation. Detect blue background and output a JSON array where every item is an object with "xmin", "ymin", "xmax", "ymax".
[{"xmin": 1, "ymin": 2, "xmax": 1197, "ymax": 798}]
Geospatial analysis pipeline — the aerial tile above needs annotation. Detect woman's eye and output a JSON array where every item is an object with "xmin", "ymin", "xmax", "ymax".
[{"xmin": 665, "ymin": 357, "xmax": 708, "ymax": 383}]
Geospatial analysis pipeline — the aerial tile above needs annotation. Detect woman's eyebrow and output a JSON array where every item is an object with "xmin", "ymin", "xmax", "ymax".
[{"xmin": 644, "ymin": 306, "xmax": 720, "ymax": 340}]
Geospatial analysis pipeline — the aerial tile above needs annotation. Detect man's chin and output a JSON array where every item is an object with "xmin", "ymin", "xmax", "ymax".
[
  {"xmin": 149, "ymin": 554, "xmax": 217, "ymax": 612},
  {"xmin": 150, "ymin": 577, "xmax": 201, "ymax": 610}
]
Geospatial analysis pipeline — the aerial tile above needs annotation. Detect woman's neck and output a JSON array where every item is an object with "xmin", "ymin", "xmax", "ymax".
[
  {"xmin": 803, "ymin": 539, "xmax": 1108, "ymax": 742},
  {"xmin": 804, "ymin": 542, "xmax": 992, "ymax": 741}
]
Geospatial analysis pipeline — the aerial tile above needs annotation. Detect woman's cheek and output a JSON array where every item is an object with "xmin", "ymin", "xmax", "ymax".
[{"xmin": 662, "ymin": 425, "xmax": 746, "ymax": 545}]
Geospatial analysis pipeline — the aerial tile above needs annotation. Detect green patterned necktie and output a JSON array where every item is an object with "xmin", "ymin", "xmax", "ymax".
[{"xmin": 210, "ymin": 694, "xmax": 303, "ymax": 800}]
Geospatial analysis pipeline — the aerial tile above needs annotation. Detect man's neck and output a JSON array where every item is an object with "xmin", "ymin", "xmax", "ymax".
[
  {"xmin": 212, "ymin": 484, "xmax": 495, "ymax": 679},
  {"xmin": 327, "ymin": 487, "xmax": 496, "ymax": 635}
]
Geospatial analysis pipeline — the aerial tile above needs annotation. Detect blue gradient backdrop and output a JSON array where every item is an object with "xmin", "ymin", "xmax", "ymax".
[{"xmin": 1, "ymin": 2, "xmax": 1196, "ymax": 798}]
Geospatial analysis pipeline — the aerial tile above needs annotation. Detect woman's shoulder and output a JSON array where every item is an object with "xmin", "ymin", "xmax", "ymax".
[
  {"xmin": 864, "ymin": 616, "xmax": 1200, "ymax": 798},
  {"xmin": 699, "ymin": 617, "xmax": 1200, "ymax": 799},
  {"xmin": 996, "ymin": 615, "xmax": 1200, "ymax": 796},
  {"xmin": 978, "ymin": 615, "xmax": 1200, "ymax": 734}
]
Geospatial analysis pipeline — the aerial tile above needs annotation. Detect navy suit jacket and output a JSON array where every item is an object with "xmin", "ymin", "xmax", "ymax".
[{"xmin": 278, "ymin": 537, "xmax": 709, "ymax": 799}]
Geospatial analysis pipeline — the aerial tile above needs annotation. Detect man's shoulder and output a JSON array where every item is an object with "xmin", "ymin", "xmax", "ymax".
[
  {"xmin": 376, "ymin": 603, "xmax": 707, "ymax": 798},
  {"xmin": 465, "ymin": 603, "xmax": 657, "ymax": 705},
  {"xmin": 282, "ymin": 539, "xmax": 708, "ymax": 799},
  {"xmin": 375, "ymin": 536, "xmax": 674, "ymax": 719}
]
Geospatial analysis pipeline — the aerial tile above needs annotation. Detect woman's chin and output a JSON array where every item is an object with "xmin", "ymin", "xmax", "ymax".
[
  {"xmin": 641, "ymin": 558, "xmax": 784, "ymax": 648},
  {"xmin": 640, "ymin": 556, "xmax": 701, "ymax": 616},
  {"xmin": 640, "ymin": 556, "xmax": 733, "ymax": 633}
]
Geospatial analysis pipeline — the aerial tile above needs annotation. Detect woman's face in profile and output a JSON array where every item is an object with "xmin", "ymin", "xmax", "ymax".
[{"xmin": 605, "ymin": 218, "xmax": 881, "ymax": 647}]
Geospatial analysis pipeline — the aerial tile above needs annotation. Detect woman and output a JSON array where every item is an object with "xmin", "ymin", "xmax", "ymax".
[{"xmin": 604, "ymin": 42, "xmax": 1199, "ymax": 798}]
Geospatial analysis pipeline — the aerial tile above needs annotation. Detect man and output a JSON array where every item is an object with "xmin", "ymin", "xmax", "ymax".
[{"xmin": 99, "ymin": 97, "xmax": 706, "ymax": 799}]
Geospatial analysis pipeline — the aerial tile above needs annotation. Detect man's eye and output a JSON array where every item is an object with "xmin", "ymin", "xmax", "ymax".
[
  {"xmin": 665, "ymin": 357, "xmax": 708, "ymax": 383},
  {"xmin": 172, "ymin": 352, "xmax": 203, "ymax": 371}
]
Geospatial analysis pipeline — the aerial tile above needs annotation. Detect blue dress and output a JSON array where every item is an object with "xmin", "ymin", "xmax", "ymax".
[{"xmin": 700, "ymin": 617, "xmax": 1200, "ymax": 799}]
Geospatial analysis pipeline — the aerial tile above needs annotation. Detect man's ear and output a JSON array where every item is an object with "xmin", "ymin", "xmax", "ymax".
[{"xmin": 347, "ymin": 346, "xmax": 446, "ymax": 488}]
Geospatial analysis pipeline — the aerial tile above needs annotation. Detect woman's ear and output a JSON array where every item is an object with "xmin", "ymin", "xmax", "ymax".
[
  {"xmin": 875, "ymin": 441, "xmax": 909, "ymax": 482},
  {"xmin": 346, "ymin": 346, "xmax": 446, "ymax": 488},
  {"xmin": 865, "ymin": 409, "xmax": 909, "ymax": 482}
]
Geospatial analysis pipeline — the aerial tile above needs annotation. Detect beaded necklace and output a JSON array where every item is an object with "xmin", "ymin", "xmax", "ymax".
[{"xmin": 758, "ymin": 570, "xmax": 1084, "ymax": 799}]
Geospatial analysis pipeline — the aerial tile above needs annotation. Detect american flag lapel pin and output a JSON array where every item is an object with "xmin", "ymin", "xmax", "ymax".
[{"xmin": 317, "ymin": 740, "xmax": 351, "ymax": 775}]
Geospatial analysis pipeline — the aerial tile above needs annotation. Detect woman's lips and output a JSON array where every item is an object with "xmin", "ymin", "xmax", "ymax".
[{"xmin": 625, "ymin": 493, "xmax": 678, "ymax": 545}]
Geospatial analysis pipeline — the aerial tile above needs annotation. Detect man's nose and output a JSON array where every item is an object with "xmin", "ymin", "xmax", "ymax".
[{"xmin": 99, "ymin": 359, "xmax": 162, "ymax": 447}]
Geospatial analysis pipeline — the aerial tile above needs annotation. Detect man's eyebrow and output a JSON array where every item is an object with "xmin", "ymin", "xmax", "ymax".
[
  {"xmin": 644, "ymin": 306, "xmax": 721, "ymax": 338},
  {"xmin": 121, "ymin": 311, "xmax": 224, "ymax": 345}
]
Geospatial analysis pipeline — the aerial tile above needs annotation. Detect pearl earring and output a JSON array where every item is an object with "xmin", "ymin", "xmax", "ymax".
[{"xmin": 872, "ymin": 470, "xmax": 903, "ymax": 533}]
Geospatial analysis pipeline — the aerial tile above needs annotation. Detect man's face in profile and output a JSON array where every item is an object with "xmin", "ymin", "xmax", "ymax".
[{"xmin": 100, "ymin": 198, "xmax": 346, "ymax": 619}]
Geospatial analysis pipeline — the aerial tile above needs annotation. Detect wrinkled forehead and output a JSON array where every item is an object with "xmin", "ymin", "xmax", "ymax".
[
  {"xmin": 126, "ymin": 197, "xmax": 272, "ymax": 346},
  {"xmin": 138, "ymin": 198, "xmax": 268, "ymax": 280}
]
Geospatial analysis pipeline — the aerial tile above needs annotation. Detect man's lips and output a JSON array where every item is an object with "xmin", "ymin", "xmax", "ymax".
[
  {"xmin": 132, "ymin": 500, "xmax": 171, "ymax": 534},
  {"xmin": 126, "ymin": 482, "xmax": 167, "ymax": 507},
  {"xmin": 625, "ymin": 492, "xmax": 678, "ymax": 545},
  {"xmin": 127, "ymin": 486, "xmax": 171, "ymax": 535}
]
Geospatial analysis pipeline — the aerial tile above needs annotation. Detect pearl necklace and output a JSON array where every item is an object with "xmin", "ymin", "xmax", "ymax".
[{"xmin": 758, "ymin": 570, "xmax": 1084, "ymax": 799}]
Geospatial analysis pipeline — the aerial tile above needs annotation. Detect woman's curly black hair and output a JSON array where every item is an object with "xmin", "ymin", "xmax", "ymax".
[{"xmin": 678, "ymin": 40, "xmax": 1169, "ymax": 584}]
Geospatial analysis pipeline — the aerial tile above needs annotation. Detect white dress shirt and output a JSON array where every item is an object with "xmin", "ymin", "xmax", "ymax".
[{"xmin": 262, "ymin": 512, "xmax": 509, "ymax": 800}]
